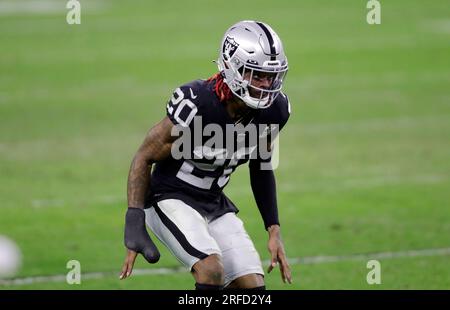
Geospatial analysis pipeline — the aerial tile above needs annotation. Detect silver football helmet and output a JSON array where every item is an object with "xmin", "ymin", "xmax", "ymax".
[{"xmin": 217, "ymin": 20, "xmax": 288, "ymax": 109}]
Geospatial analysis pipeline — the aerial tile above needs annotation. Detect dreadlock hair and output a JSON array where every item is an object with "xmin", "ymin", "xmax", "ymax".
[{"xmin": 207, "ymin": 72, "xmax": 233, "ymax": 102}]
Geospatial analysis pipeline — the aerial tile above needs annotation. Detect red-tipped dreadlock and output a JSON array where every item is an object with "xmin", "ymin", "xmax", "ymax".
[{"xmin": 207, "ymin": 72, "xmax": 234, "ymax": 102}]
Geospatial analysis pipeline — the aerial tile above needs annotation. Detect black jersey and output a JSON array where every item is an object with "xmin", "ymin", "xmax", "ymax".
[{"xmin": 145, "ymin": 79, "xmax": 290, "ymax": 220}]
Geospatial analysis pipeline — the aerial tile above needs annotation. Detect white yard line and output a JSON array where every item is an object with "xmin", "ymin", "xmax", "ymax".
[
  {"xmin": 1, "ymin": 247, "xmax": 449, "ymax": 286},
  {"xmin": 287, "ymin": 247, "xmax": 450, "ymax": 265},
  {"xmin": 29, "ymin": 173, "xmax": 448, "ymax": 208},
  {"xmin": 422, "ymin": 19, "xmax": 450, "ymax": 34},
  {"xmin": 0, "ymin": 0, "xmax": 64, "ymax": 14},
  {"xmin": 31, "ymin": 195, "xmax": 125, "ymax": 209},
  {"xmin": 0, "ymin": 0, "xmax": 105, "ymax": 15},
  {"xmin": 225, "ymin": 173, "xmax": 448, "ymax": 197}
]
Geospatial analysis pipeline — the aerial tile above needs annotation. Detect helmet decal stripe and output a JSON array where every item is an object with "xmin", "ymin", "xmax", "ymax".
[{"xmin": 255, "ymin": 22, "xmax": 277, "ymax": 60}]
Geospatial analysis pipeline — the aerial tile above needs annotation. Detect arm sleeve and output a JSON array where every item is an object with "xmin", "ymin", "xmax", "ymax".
[
  {"xmin": 248, "ymin": 92, "xmax": 291, "ymax": 229},
  {"xmin": 248, "ymin": 93, "xmax": 291, "ymax": 230},
  {"xmin": 249, "ymin": 158, "xmax": 280, "ymax": 230}
]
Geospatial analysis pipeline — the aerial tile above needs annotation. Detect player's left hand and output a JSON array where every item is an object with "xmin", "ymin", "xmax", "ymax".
[
  {"xmin": 267, "ymin": 225, "xmax": 292, "ymax": 284},
  {"xmin": 119, "ymin": 249, "xmax": 137, "ymax": 280},
  {"xmin": 119, "ymin": 208, "xmax": 160, "ymax": 280}
]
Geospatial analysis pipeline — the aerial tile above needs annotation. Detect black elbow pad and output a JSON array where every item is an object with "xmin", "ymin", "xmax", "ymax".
[{"xmin": 124, "ymin": 208, "xmax": 160, "ymax": 263}]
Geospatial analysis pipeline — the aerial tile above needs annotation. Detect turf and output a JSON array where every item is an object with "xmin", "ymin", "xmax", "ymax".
[{"xmin": 0, "ymin": 0, "xmax": 449, "ymax": 289}]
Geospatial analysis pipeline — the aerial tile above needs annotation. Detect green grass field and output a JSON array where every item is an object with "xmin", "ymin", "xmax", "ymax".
[{"xmin": 0, "ymin": 0, "xmax": 449, "ymax": 289}]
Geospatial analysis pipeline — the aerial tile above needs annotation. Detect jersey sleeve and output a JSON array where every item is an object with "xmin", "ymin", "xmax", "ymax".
[{"xmin": 166, "ymin": 83, "xmax": 201, "ymax": 128}]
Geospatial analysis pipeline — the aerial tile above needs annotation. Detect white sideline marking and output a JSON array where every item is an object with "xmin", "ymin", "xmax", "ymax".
[{"xmin": 1, "ymin": 247, "xmax": 449, "ymax": 286}]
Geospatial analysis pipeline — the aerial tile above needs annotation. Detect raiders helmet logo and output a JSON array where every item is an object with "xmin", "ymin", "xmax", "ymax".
[{"xmin": 222, "ymin": 36, "xmax": 239, "ymax": 61}]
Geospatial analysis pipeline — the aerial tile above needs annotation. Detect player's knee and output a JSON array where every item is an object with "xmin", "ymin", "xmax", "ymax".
[
  {"xmin": 226, "ymin": 273, "xmax": 264, "ymax": 289},
  {"xmin": 201, "ymin": 256, "xmax": 224, "ymax": 284},
  {"xmin": 193, "ymin": 254, "xmax": 224, "ymax": 285}
]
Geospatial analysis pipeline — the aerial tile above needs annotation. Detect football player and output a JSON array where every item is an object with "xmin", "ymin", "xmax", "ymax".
[{"xmin": 120, "ymin": 20, "xmax": 292, "ymax": 290}]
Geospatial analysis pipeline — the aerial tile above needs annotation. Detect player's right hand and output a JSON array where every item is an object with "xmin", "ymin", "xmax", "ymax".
[{"xmin": 119, "ymin": 249, "xmax": 138, "ymax": 280}]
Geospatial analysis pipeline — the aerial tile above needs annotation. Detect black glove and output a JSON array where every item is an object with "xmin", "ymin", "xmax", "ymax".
[{"xmin": 124, "ymin": 208, "xmax": 160, "ymax": 263}]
